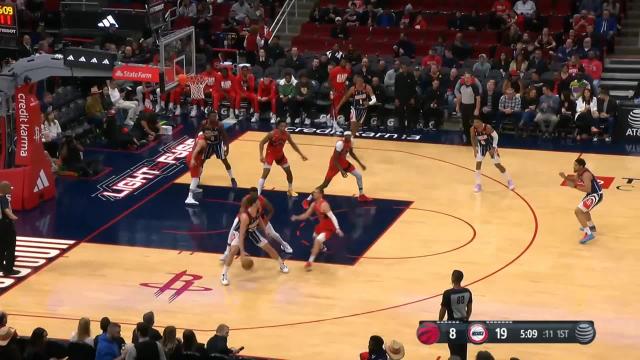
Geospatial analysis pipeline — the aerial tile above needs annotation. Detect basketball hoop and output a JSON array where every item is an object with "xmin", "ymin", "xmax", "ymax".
[{"xmin": 187, "ymin": 74, "xmax": 207, "ymax": 100}]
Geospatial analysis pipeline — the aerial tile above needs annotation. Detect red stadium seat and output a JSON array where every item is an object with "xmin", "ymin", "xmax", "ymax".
[
  {"xmin": 537, "ymin": 0, "xmax": 554, "ymax": 16},
  {"xmin": 548, "ymin": 16, "xmax": 565, "ymax": 33},
  {"xmin": 555, "ymin": 1, "xmax": 571, "ymax": 16}
]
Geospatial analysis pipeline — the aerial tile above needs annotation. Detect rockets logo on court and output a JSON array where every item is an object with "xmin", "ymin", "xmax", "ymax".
[
  {"xmin": 627, "ymin": 109, "xmax": 640, "ymax": 136},
  {"xmin": 93, "ymin": 137, "xmax": 194, "ymax": 201},
  {"xmin": 140, "ymin": 270, "xmax": 212, "ymax": 303}
]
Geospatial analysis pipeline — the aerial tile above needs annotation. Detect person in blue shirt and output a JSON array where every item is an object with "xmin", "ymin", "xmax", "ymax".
[{"xmin": 96, "ymin": 323, "xmax": 126, "ymax": 360}]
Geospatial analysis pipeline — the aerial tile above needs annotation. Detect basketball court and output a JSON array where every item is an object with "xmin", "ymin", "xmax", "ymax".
[{"xmin": 1, "ymin": 131, "xmax": 639, "ymax": 359}]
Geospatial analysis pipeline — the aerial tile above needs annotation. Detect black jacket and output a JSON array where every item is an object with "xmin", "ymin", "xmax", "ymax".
[
  {"xmin": 206, "ymin": 335, "xmax": 232, "ymax": 356},
  {"xmin": 481, "ymin": 90, "xmax": 502, "ymax": 112},
  {"xmin": 424, "ymin": 86, "xmax": 446, "ymax": 108},
  {"xmin": 394, "ymin": 71, "xmax": 418, "ymax": 100},
  {"xmin": 597, "ymin": 97, "xmax": 618, "ymax": 117}
]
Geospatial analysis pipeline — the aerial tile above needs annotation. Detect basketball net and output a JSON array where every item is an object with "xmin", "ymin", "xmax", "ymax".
[{"xmin": 187, "ymin": 75, "xmax": 207, "ymax": 100}]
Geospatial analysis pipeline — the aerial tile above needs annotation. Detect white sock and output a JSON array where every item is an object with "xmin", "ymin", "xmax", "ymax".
[
  {"xmin": 227, "ymin": 168, "xmax": 234, "ymax": 179},
  {"xmin": 501, "ymin": 170, "xmax": 512, "ymax": 182},
  {"xmin": 306, "ymin": 194, "xmax": 313, "ymax": 201},
  {"xmin": 222, "ymin": 265, "xmax": 229, "ymax": 275},
  {"xmin": 584, "ymin": 227, "xmax": 592, "ymax": 235},
  {"xmin": 190, "ymin": 178, "xmax": 200, "ymax": 190},
  {"xmin": 587, "ymin": 221, "xmax": 594, "ymax": 227},
  {"xmin": 258, "ymin": 178, "xmax": 265, "ymax": 195},
  {"xmin": 351, "ymin": 170, "xmax": 364, "ymax": 195},
  {"xmin": 475, "ymin": 170, "xmax": 482, "ymax": 185},
  {"xmin": 288, "ymin": 182, "xmax": 293, "ymax": 191},
  {"xmin": 309, "ymin": 255, "xmax": 316, "ymax": 262}
]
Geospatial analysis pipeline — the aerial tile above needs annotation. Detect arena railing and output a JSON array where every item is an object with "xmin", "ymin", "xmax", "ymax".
[{"xmin": 269, "ymin": 0, "xmax": 300, "ymax": 41}]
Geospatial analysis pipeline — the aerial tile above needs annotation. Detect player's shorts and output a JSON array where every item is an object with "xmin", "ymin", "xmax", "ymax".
[
  {"xmin": 186, "ymin": 153, "xmax": 205, "ymax": 178},
  {"xmin": 475, "ymin": 144, "xmax": 497, "ymax": 162},
  {"xmin": 228, "ymin": 229, "xmax": 269, "ymax": 248},
  {"xmin": 325, "ymin": 160, "xmax": 355, "ymax": 182},
  {"xmin": 314, "ymin": 219, "xmax": 336, "ymax": 242},
  {"xmin": 264, "ymin": 151, "xmax": 288, "ymax": 168},
  {"xmin": 578, "ymin": 192, "xmax": 603, "ymax": 212},
  {"xmin": 350, "ymin": 106, "xmax": 367, "ymax": 124},
  {"xmin": 211, "ymin": 142, "xmax": 226, "ymax": 160}
]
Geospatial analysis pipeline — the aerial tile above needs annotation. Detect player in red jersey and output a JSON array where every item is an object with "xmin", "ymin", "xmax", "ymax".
[
  {"xmin": 202, "ymin": 63, "xmax": 223, "ymax": 113},
  {"xmin": 185, "ymin": 117, "xmax": 237, "ymax": 205},
  {"xmin": 303, "ymin": 131, "xmax": 371, "ymax": 208},
  {"xmin": 257, "ymin": 73, "xmax": 278, "ymax": 124},
  {"xmin": 221, "ymin": 194, "xmax": 289, "ymax": 286},
  {"xmin": 221, "ymin": 187, "xmax": 293, "ymax": 261},
  {"xmin": 329, "ymin": 58, "xmax": 352, "ymax": 131},
  {"xmin": 234, "ymin": 64, "xmax": 260, "ymax": 122},
  {"xmin": 291, "ymin": 188, "xmax": 343, "ymax": 271},
  {"xmin": 258, "ymin": 120, "xmax": 308, "ymax": 197},
  {"xmin": 219, "ymin": 64, "xmax": 238, "ymax": 120},
  {"xmin": 136, "ymin": 82, "xmax": 160, "ymax": 114}
]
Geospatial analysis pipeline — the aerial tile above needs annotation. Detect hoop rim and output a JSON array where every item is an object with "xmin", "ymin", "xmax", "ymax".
[{"xmin": 187, "ymin": 74, "xmax": 207, "ymax": 85}]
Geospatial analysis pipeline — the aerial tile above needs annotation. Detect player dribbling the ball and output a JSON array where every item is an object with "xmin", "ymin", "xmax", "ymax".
[{"xmin": 221, "ymin": 194, "xmax": 289, "ymax": 286}]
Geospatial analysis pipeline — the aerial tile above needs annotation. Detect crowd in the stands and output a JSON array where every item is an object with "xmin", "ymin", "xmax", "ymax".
[{"xmin": 3, "ymin": 0, "xmax": 633, "ymax": 177}]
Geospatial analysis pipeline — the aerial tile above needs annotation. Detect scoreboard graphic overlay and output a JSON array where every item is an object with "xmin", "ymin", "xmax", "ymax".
[{"xmin": 417, "ymin": 321, "xmax": 596, "ymax": 345}]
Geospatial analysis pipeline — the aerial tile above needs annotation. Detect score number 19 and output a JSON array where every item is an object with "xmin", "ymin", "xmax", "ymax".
[{"xmin": 495, "ymin": 327, "xmax": 508, "ymax": 340}]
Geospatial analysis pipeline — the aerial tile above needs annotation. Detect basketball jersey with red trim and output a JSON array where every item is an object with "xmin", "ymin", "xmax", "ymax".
[
  {"xmin": 332, "ymin": 138, "xmax": 352, "ymax": 163},
  {"xmin": 267, "ymin": 130, "xmax": 288, "ymax": 154},
  {"xmin": 232, "ymin": 209, "xmax": 260, "ymax": 232},
  {"xmin": 313, "ymin": 199, "xmax": 329, "ymax": 220}
]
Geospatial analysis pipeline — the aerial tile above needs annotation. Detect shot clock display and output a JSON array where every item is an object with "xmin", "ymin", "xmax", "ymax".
[
  {"xmin": 417, "ymin": 320, "xmax": 596, "ymax": 345},
  {"xmin": 0, "ymin": 2, "xmax": 17, "ymax": 49}
]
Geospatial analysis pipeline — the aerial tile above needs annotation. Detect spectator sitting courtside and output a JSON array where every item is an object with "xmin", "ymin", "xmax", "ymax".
[
  {"xmin": 42, "ymin": 111, "xmax": 62, "ymax": 159},
  {"xmin": 359, "ymin": 335, "xmax": 389, "ymax": 360},
  {"xmin": 132, "ymin": 311, "xmax": 162, "ymax": 344},
  {"xmin": 161, "ymin": 326, "xmax": 182, "ymax": 360},
  {"xmin": 595, "ymin": 88, "xmax": 617, "ymax": 143},
  {"xmin": 0, "ymin": 311, "xmax": 20, "ymax": 360},
  {"xmin": 535, "ymin": 85, "xmax": 560, "ymax": 138},
  {"xmin": 181, "ymin": 329, "xmax": 206, "ymax": 358},
  {"xmin": 497, "ymin": 87, "xmax": 523, "ymax": 130},
  {"xmin": 70, "ymin": 317, "xmax": 93, "ymax": 347},
  {"xmin": 206, "ymin": 324, "xmax": 242, "ymax": 357},
  {"xmin": 125, "ymin": 323, "xmax": 165, "ymax": 360}
]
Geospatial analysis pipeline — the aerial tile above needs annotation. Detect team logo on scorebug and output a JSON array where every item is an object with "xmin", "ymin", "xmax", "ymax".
[{"xmin": 467, "ymin": 323, "xmax": 489, "ymax": 344}]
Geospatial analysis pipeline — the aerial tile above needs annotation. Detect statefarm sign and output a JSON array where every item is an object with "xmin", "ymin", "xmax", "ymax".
[
  {"xmin": 94, "ymin": 137, "xmax": 193, "ymax": 201},
  {"xmin": 112, "ymin": 64, "xmax": 160, "ymax": 83}
]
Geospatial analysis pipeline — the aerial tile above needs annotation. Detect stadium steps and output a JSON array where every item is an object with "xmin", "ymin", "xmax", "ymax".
[
  {"xmin": 602, "ymin": 58, "xmax": 640, "ymax": 98},
  {"xmin": 615, "ymin": 1, "xmax": 640, "ymax": 55},
  {"xmin": 275, "ymin": 0, "xmax": 316, "ymax": 48}
]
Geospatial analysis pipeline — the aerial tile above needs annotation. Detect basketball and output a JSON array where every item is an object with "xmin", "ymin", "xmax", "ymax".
[
  {"xmin": 241, "ymin": 256, "xmax": 254, "ymax": 270},
  {"xmin": 178, "ymin": 73, "xmax": 187, "ymax": 85},
  {"xmin": 416, "ymin": 322, "xmax": 440, "ymax": 345}
]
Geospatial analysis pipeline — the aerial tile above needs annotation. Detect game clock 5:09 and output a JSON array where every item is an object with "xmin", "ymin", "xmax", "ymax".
[{"xmin": 0, "ymin": 3, "xmax": 17, "ymax": 49}]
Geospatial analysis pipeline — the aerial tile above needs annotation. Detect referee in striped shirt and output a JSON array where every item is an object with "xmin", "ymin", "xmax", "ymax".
[{"xmin": 439, "ymin": 269, "xmax": 473, "ymax": 360}]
